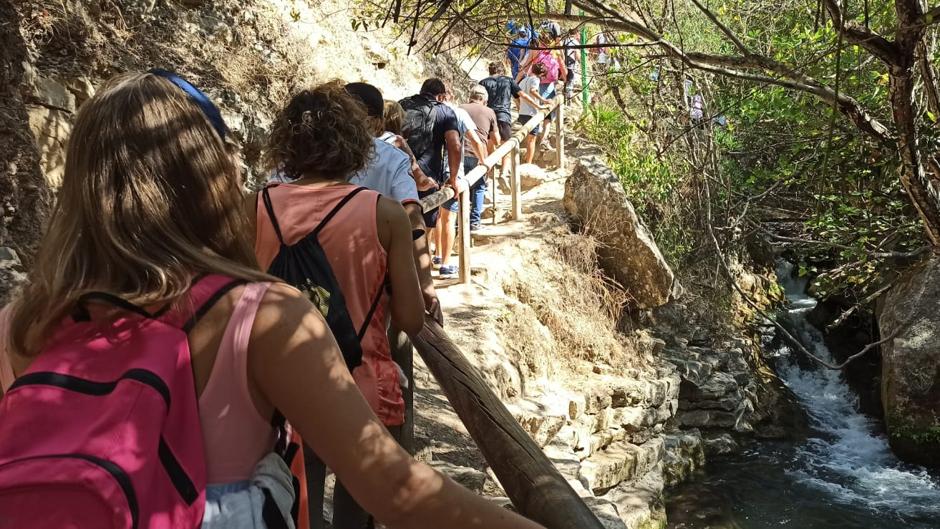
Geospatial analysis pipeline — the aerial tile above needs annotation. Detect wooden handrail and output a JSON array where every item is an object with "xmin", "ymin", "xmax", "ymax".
[
  {"xmin": 412, "ymin": 318, "xmax": 604, "ymax": 529},
  {"xmin": 419, "ymin": 98, "xmax": 565, "ymax": 284}
]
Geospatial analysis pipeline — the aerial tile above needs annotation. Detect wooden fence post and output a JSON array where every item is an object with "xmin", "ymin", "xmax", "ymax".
[
  {"xmin": 458, "ymin": 189, "xmax": 471, "ymax": 284},
  {"xmin": 511, "ymin": 144, "xmax": 522, "ymax": 220},
  {"xmin": 490, "ymin": 166, "xmax": 498, "ymax": 225},
  {"xmin": 555, "ymin": 101, "xmax": 565, "ymax": 170}
]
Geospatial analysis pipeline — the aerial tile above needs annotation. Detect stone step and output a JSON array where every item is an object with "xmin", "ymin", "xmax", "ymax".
[{"xmin": 578, "ymin": 438, "xmax": 665, "ymax": 494}]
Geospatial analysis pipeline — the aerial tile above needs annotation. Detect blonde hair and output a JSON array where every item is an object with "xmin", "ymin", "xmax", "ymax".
[
  {"xmin": 383, "ymin": 99, "xmax": 405, "ymax": 136},
  {"xmin": 9, "ymin": 71, "xmax": 270, "ymax": 355}
]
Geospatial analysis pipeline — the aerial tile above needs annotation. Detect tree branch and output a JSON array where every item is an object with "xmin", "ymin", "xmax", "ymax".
[
  {"xmin": 821, "ymin": 0, "xmax": 900, "ymax": 64},
  {"xmin": 688, "ymin": 0, "xmax": 749, "ymax": 56}
]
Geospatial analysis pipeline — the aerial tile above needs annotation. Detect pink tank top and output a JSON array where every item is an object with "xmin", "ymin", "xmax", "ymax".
[
  {"xmin": 0, "ymin": 282, "xmax": 275, "ymax": 484},
  {"xmin": 255, "ymin": 183, "xmax": 405, "ymax": 426}
]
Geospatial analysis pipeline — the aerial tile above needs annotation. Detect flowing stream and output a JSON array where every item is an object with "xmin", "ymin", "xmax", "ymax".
[{"xmin": 665, "ymin": 263, "xmax": 940, "ymax": 529}]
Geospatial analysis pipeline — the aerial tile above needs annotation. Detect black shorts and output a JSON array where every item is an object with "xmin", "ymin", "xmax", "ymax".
[{"xmin": 497, "ymin": 120, "xmax": 512, "ymax": 143}]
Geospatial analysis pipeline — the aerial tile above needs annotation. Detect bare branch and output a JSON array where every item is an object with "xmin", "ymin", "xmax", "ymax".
[
  {"xmin": 688, "ymin": 0, "xmax": 749, "ymax": 56},
  {"xmin": 821, "ymin": 0, "xmax": 900, "ymax": 64}
]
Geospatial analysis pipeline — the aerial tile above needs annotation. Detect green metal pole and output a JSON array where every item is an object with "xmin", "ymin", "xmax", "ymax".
[{"xmin": 580, "ymin": 12, "xmax": 589, "ymax": 110}]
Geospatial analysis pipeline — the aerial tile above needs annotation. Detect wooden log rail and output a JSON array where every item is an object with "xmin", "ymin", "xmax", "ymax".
[
  {"xmin": 419, "ymin": 99, "xmax": 566, "ymax": 283},
  {"xmin": 412, "ymin": 318, "xmax": 604, "ymax": 529}
]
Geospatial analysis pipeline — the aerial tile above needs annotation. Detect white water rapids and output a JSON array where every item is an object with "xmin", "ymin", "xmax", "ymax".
[{"xmin": 773, "ymin": 262, "xmax": 940, "ymax": 520}]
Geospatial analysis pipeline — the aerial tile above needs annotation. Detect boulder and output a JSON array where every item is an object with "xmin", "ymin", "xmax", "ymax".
[
  {"xmin": 519, "ymin": 163, "xmax": 549, "ymax": 191},
  {"xmin": 26, "ymin": 105, "xmax": 71, "ymax": 187},
  {"xmin": 563, "ymin": 157, "xmax": 675, "ymax": 308},
  {"xmin": 878, "ymin": 257, "xmax": 940, "ymax": 467}
]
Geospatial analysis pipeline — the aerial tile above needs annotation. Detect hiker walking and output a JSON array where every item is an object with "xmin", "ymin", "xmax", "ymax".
[
  {"xmin": 256, "ymin": 81, "xmax": 426, "ymax": 529},
  {"xmin": 516, "ymin": 63, "xmax": 552, "ymax": 164},
  {"xmin": 516, "ymin": 21, "xmax": 566, "ymax": 151},
  {"xmin": 479, "ymin": 61, "xmax": 522, "ymax": 189},
  {"xmin": 345, "ymin": 82, "xmax": 441, "ymax": 324},
  {"xmin": 459, "ymin": 85, "xmax": 500, "ymax": 231},
  {"xmin": 562, "ymin": 29, "xmax": 580, "ymax": 103},
  {"xmin": 506, "ymin": 23, "xmax": 534, "ymax": 79},
  {"xmin": 435, "ymin": 94, "xmax": 488, "ymax": 278},
  {"xmin": 0, "ymin": 70, "xmax": 545, "ymax": 529},
  {"xmin": 398, "ymin": 79, "xmax": 463, "ymax": 274}
]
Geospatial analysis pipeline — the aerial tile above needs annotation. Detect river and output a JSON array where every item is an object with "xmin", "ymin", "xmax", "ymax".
[{"xmin": 665, "ymin": 263, "xmax": 940, "ymax": 529}]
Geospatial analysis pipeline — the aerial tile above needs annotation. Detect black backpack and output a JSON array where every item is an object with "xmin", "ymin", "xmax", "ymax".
[
  {"xmin": 261, "ymin": 185, "xmax": 384, "ymax": 370},
  {"xmin": 399, "ymin": 95, "xmax": 438, "ymax": 161}
]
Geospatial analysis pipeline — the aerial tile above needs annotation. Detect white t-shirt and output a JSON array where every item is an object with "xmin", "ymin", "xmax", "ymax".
[
  {"xmin": 349, "ymin": 137, "xmax": 419, "ymax": 204},
  {"xmin": 442, "ymin": 105, "xmax": 478, "ymax": 180},
  {"xmin": 518, "ymin": 75, "xmax": 541, "ymax": 116}
]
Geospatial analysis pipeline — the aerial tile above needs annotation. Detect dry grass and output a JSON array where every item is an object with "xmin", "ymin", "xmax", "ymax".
[{"xmin": 499, "ymin": 229, "xmax": 643, "ymax": 369}]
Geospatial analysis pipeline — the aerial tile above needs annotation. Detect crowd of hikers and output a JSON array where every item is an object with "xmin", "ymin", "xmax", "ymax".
[{"xmin": 0, "ymin": 18, "xmax": 584, "ymax": 529}]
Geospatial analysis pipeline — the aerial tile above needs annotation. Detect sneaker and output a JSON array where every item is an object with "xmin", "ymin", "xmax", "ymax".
[
  {"xmin": 432, "ymin": 256, "xmax": 442, "ymax": 266},
  {"xmin": 439, "ymin": 264, "xmax": 459, "ymax": 278},
  {"xmin": 470, "ymin": 222, "xmax": 482, "ymax": 232}
]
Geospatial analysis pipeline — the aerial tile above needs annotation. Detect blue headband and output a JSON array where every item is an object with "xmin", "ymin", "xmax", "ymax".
[{"xmin": 149, "ymin": 68, "xmax": 228, "ymax": 140}]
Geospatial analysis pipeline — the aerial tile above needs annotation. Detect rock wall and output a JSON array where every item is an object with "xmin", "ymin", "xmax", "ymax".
[
  {"xmin": 2, "ymin": 0, "xmax": 478, "ymax": 300},
  {"xmin": 563, "ymin": 157, "xmax": 676, "ymax": 309},
  {"xmin": 0, "ymin": 0, "xmax": 52, "ymax": 294},
  {"xmin": 878, "ymin": 257, "xmax": 940, "ymax": 468}
]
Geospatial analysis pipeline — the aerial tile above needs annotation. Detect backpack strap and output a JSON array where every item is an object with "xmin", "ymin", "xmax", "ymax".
[
  {"xmin": 180, "ymin": 275, "xmax": 248, "ymax": 333},
  {"xmin": 73, "ymin": 292, "xmax": 155, "ymax": 321},
  {"xmin": 357, "ymin": 277, "xmax": 388, "ymax": 341},
  {"xmin": 261, "ymin": 185, "xmax": 287, "ymax": 246},
  {"xmin": 310, "ymin": 187, "xmax": 369, "ymax": 238}
]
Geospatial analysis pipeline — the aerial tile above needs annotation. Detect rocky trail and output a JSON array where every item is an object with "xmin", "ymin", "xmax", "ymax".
[{"xmin": 393, "ymin": 134, "xmax": 754, "ymax": 529}]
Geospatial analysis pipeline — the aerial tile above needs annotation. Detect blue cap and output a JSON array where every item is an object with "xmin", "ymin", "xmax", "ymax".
[{"xmin": 149, "ymin": 68, "xmax": 228, "ymax": 140}]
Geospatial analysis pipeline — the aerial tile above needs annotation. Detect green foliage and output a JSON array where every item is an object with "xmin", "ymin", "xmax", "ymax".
[{"xmin": 581, "ymin": 105, "xmax": 695, "ymax": 265}]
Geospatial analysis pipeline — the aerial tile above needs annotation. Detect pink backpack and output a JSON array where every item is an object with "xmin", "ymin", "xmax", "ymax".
[
  {"xmin": 0, "ymin": 274, "xmax": 243, "ymax": 529},
  {"xmin": 535, "ymin": 50, "xmax": 561, "ymax": 84}
]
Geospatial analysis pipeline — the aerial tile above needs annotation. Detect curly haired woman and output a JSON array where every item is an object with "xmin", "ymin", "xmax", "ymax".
[{"xmin": 255, "ymin": 81, "xmax": 439, "ymax": 529}]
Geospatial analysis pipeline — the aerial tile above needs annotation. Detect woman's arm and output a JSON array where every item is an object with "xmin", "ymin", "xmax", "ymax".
[
  {"xmin": 376, "ymin": 197, "xmax": 425, "ymax": 335},
  {"xmin": 248, "ymin": 285, "xmax": 545, "ymax": 529}
]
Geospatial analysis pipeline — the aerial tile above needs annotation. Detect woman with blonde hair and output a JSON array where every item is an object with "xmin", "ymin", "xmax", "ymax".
[{"xmin": 0, "ymin": 70, "xmax": 544, "ymax": 529}]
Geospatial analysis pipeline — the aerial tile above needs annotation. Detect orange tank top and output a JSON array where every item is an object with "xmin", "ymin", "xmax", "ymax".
[{"xmin": 254, "ymin": 183, "xmax": 404, "ymax": 426}]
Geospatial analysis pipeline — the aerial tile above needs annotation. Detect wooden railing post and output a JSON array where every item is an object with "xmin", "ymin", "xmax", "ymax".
[
  {"xmin": 510, "ymin": 144, "xmax": 522, "ymax": 220},
  {"xmin": 458, "ymin": 188, "xmax": 471, "ymax": 284},
  {"xmin": 490, "ymin": 166, "xmax": 498, "ymax": 225},
  {"xmin": 555, "ymin": 100, "xmax": 565, "ymax": 170}
]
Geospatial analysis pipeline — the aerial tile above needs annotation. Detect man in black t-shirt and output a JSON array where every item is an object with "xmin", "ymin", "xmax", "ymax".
[
  {"xmin": 399, "ymin": 78, "xmax": 462, "ymax": 229},
  {"xmin": 479, "ymin": 62, "xmax": 522, "ymax": 186}
]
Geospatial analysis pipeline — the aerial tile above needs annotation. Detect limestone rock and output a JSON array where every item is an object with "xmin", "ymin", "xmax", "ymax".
[
  {"xmin": 0, "ymin": 247, "xmax": 26, "ymax": 305},
  {"xmin": 430, "ymin": 461, "xmax": 486, "ymax": 492},
  {"xmin": 579, "ymin": 438, "xmax": 664, "ymax": 493},
  {"xmin": 563, "ymin": 156, "xmax": 675, "ymax": 308},
  {"xmin": 703, "ymin": 433, "xmax": 738, "ymax": 456},
  {"xmin": 878, "ymin": 257, "xmax": 940, "ymax": 468},
  {"xmin": 26, "ymin": 105, "xmax": 71, "ymax": 187},
  {"xmin": 519, "ymin": 163, "xmax": 549, "ymax": 191},
  {"xmin": 27, "ymin": 76, "xmax": 76, "ymax": 112},
  {"xmin": 662, "ymin": 431, "xmax": 705, "ymax": 485}
]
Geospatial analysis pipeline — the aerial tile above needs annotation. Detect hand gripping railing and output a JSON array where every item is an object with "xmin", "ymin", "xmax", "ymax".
[{"xmin": 419, "ymin": 98, "xmax": 565, "ymax": 283}]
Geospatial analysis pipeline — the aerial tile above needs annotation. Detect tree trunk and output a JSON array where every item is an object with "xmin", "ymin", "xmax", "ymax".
[{"xmin": 890, "ymin": 66, "xmax": 940, "ymax": 248}]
